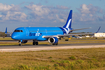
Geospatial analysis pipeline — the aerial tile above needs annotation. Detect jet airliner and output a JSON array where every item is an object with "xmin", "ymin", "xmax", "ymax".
[
  {"xmin": 11, "ymin": 10, "xmax": 90, "ymax": 46},
  {"xmin": 5, "ymin": 27, "xmax": 12, "ymax": 37}
]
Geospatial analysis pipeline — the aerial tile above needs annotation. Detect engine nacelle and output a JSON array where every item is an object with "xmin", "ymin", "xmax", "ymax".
[
  {"xmin": 48, "ymin": 37, "xmax": 58, "ymax": 44},
  {"xmin": 21, "ymin": 40, "xmax": 28, "ymax": 43}
]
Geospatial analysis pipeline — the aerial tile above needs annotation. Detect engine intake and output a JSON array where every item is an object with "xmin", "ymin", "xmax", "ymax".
[{"xmin": 48, "ymin": 37, "xmax": 58, "ymax": 44}]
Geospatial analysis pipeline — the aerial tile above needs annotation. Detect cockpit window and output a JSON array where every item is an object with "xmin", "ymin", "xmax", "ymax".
[{"xmin": 14, "ymin": 30, "xmax": 23, "ymax": 32}]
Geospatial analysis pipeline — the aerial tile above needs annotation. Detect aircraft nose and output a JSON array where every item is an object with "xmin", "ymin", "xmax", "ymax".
[
  {"xmin": 11, "ymin": 33, "xmax": 19, "ymax": 40},
  {"xmin": 11, "ymin": 35, "xmax": 17, "ymax": 39},
  {"xmin": 11, "ymin": 35, "xmax": 15, "ymax": 39}
]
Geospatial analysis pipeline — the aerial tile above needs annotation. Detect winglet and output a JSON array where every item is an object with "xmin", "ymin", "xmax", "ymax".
[
  {"xmin": 96, "ymin": 26, "xmax": 101, "ymax": 33},
  {"xmin": 5, "ymin": 27, "xmax": 7, "ymax": 34}
]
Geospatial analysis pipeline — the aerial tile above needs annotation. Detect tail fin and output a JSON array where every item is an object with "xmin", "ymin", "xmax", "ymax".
[
  {"xmin": 5, "ymin": 27, "xmax": 7, "ymax": 34},
  {"xmin": 96, "ymin": 26, "xmax": 101, "ymax": 33},
  {"xmin": 63, "ymin": 10, "xmax": 72, "ymax": 28}
]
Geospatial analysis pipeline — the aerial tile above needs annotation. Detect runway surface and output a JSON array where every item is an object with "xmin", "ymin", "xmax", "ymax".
[{"xmin": 0, "ymin": 43, "xmax": 105, "ymax": 52}]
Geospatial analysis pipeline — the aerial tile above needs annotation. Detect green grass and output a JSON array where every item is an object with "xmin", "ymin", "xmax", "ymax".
[
  {"xmin": 0, "ymin": 37, "xmax": 13, "ymax": 40},
  {"xmin": 0, "ymin": 37, "xmax": 105, "ymax": 70},
  {"xmin": 0, "ymin": 48, "xmax": 105, "ymax": 70}
]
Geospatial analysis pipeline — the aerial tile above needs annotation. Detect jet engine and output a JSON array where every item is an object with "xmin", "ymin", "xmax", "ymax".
[{"xmin": 48, "ymin": 37, "xmax": 58, "ymax": 45}]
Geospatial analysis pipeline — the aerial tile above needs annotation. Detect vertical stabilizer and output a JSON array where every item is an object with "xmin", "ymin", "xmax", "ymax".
[
  {"xmin": 63, "ymin": 10, "xmax": 72, "ymax": 29},
  {"xmin": 5, "ymin": 27, "xmax": 7, "ymax": 34},
  {"xmin": 96, "ymin": 26, "xmax": 101, "ymax": 33}
]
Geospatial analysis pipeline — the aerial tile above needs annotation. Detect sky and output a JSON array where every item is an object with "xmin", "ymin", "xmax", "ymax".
[{"xmin": 0, "ymin": 0, "xmax": 105, "ymax": 32}]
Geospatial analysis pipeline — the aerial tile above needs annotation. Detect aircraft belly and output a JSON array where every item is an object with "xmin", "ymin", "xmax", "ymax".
[{"xmin": 24, "ymin": 36, "xmax": 47, "ymax": 41}]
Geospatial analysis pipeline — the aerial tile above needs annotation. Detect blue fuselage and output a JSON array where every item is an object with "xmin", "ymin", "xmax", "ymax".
[{"xmin": 11, "ymin": 27, "xmax": 64, "ymax": 41}]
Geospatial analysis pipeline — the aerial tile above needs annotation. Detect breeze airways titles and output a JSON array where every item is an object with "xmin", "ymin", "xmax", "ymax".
[{"xmin": 29, "ymin": 32, "xmax": 42, "ymax": 36}]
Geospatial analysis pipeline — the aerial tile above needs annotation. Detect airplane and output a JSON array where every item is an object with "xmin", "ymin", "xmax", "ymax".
[
  {"xmin": 11, "ymin": 10, "xmax": 91, "ymax": 46},
  {"xmin": 5, "ymin": 27, "xmax": 12, "ymax": 37}
]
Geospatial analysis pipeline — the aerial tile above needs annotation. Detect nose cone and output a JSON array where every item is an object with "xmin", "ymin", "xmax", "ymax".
[
  {"xmin": 11, "ymin": 33, "xmax": 19, "ymax": 40},
  {"xmin": 11, "ymin": 35, "xmax": 16, "ymax": 39}
]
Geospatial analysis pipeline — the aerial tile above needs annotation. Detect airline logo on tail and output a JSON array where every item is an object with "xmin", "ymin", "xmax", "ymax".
[
  {"xmin": 60, "ymin": 10, "xmax": 72, "ymax": 34},
  {"xmin": 66, "ymin": 19, "xmax": 71, "ymax": 28}
]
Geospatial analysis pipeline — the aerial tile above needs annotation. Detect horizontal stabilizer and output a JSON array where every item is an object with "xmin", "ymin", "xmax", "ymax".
[{"xmin": 70, "ymin": 27, "xmax": 91, "ymax": 31}]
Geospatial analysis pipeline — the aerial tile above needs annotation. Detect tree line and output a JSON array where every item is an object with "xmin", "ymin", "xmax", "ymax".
[{"xmin": 0, "ymin": 32, "xmax": 6, "ymax": 37}]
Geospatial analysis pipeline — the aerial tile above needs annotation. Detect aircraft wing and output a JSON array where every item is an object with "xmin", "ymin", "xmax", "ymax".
[{"xmin": 43, "ymin": 33, "xmax": 94, "ymax": 38}]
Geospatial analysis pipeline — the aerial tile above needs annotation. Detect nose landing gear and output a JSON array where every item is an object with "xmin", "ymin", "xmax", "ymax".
[{"xmin": 19, "ymin": 40, "xmax": 22, "ymax": 46}]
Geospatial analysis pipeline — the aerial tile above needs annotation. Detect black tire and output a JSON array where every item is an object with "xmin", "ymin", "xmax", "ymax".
[
  {"xmin": 19, "ymin": 40, "xmax": 22, "ymax": 46},
  {"xmin": 19, "ymin": 44, "xmax": 21, "ymax": 46},
  {"xmin": 52, "ymin": 43, "xmax": 58, "ymax": 45},
  {"xmin": 52, "ymin": 43, "xmax": 55, "ymax": 45},
  {"xmin": 33, "ymin": 41, "xmax": 38, "ymax": 45},
  {"xmin": 56, "ymin": 43, "xmax": 58, "ymax": 45},
  {"xmin": 36, "ymin": 42, "xmax": 38, "ymax": 45},
  {"xmin": 33, "ymin": 42, "xmax": 35, "ymax": 45}
]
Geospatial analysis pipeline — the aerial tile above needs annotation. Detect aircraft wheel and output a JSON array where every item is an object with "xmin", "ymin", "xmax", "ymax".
[
  {"xmin": 56, "ymin": 43, "xmax": 58, "ymax": 45},
  {"xmin": 36, "ymin": 42, "xmax": 38, "ymax": 45},
  {"xmin": 52, "ymin": 43, "xmax": 55, "ymax": 45},
  {"xmin": 33, "ymin": 42, "xmax": 35, "ymax": 45},
  {"xmin": 19, "ymin": 44, "xmax": 22, "ymax": 46},
  {"xmin": 52, "ymin": 43, "xmax": 58, "ymax": 45},
  {"xmin": 33, "ymin": 40, "xmax": 38, "ymax": 45},
  {"xmin": 19, "ymin": 40, "xmax": 22, "ymax": 46}
]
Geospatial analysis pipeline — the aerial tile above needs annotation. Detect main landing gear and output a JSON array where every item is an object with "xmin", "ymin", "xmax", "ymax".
[
  {"xmin": 33, "ymin": 40, "xmax": 38, "ymax": 45},
  {"xmin": 18, "ymin": 40, "xmax": 58, "ymax": 46},
  {"xmin": 18, "ymin": 40, "xmax": 39, "ymax": 46},
  {"xmin": 52, "ymin": 43, "xmax": 58, "ymax": 45}
]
